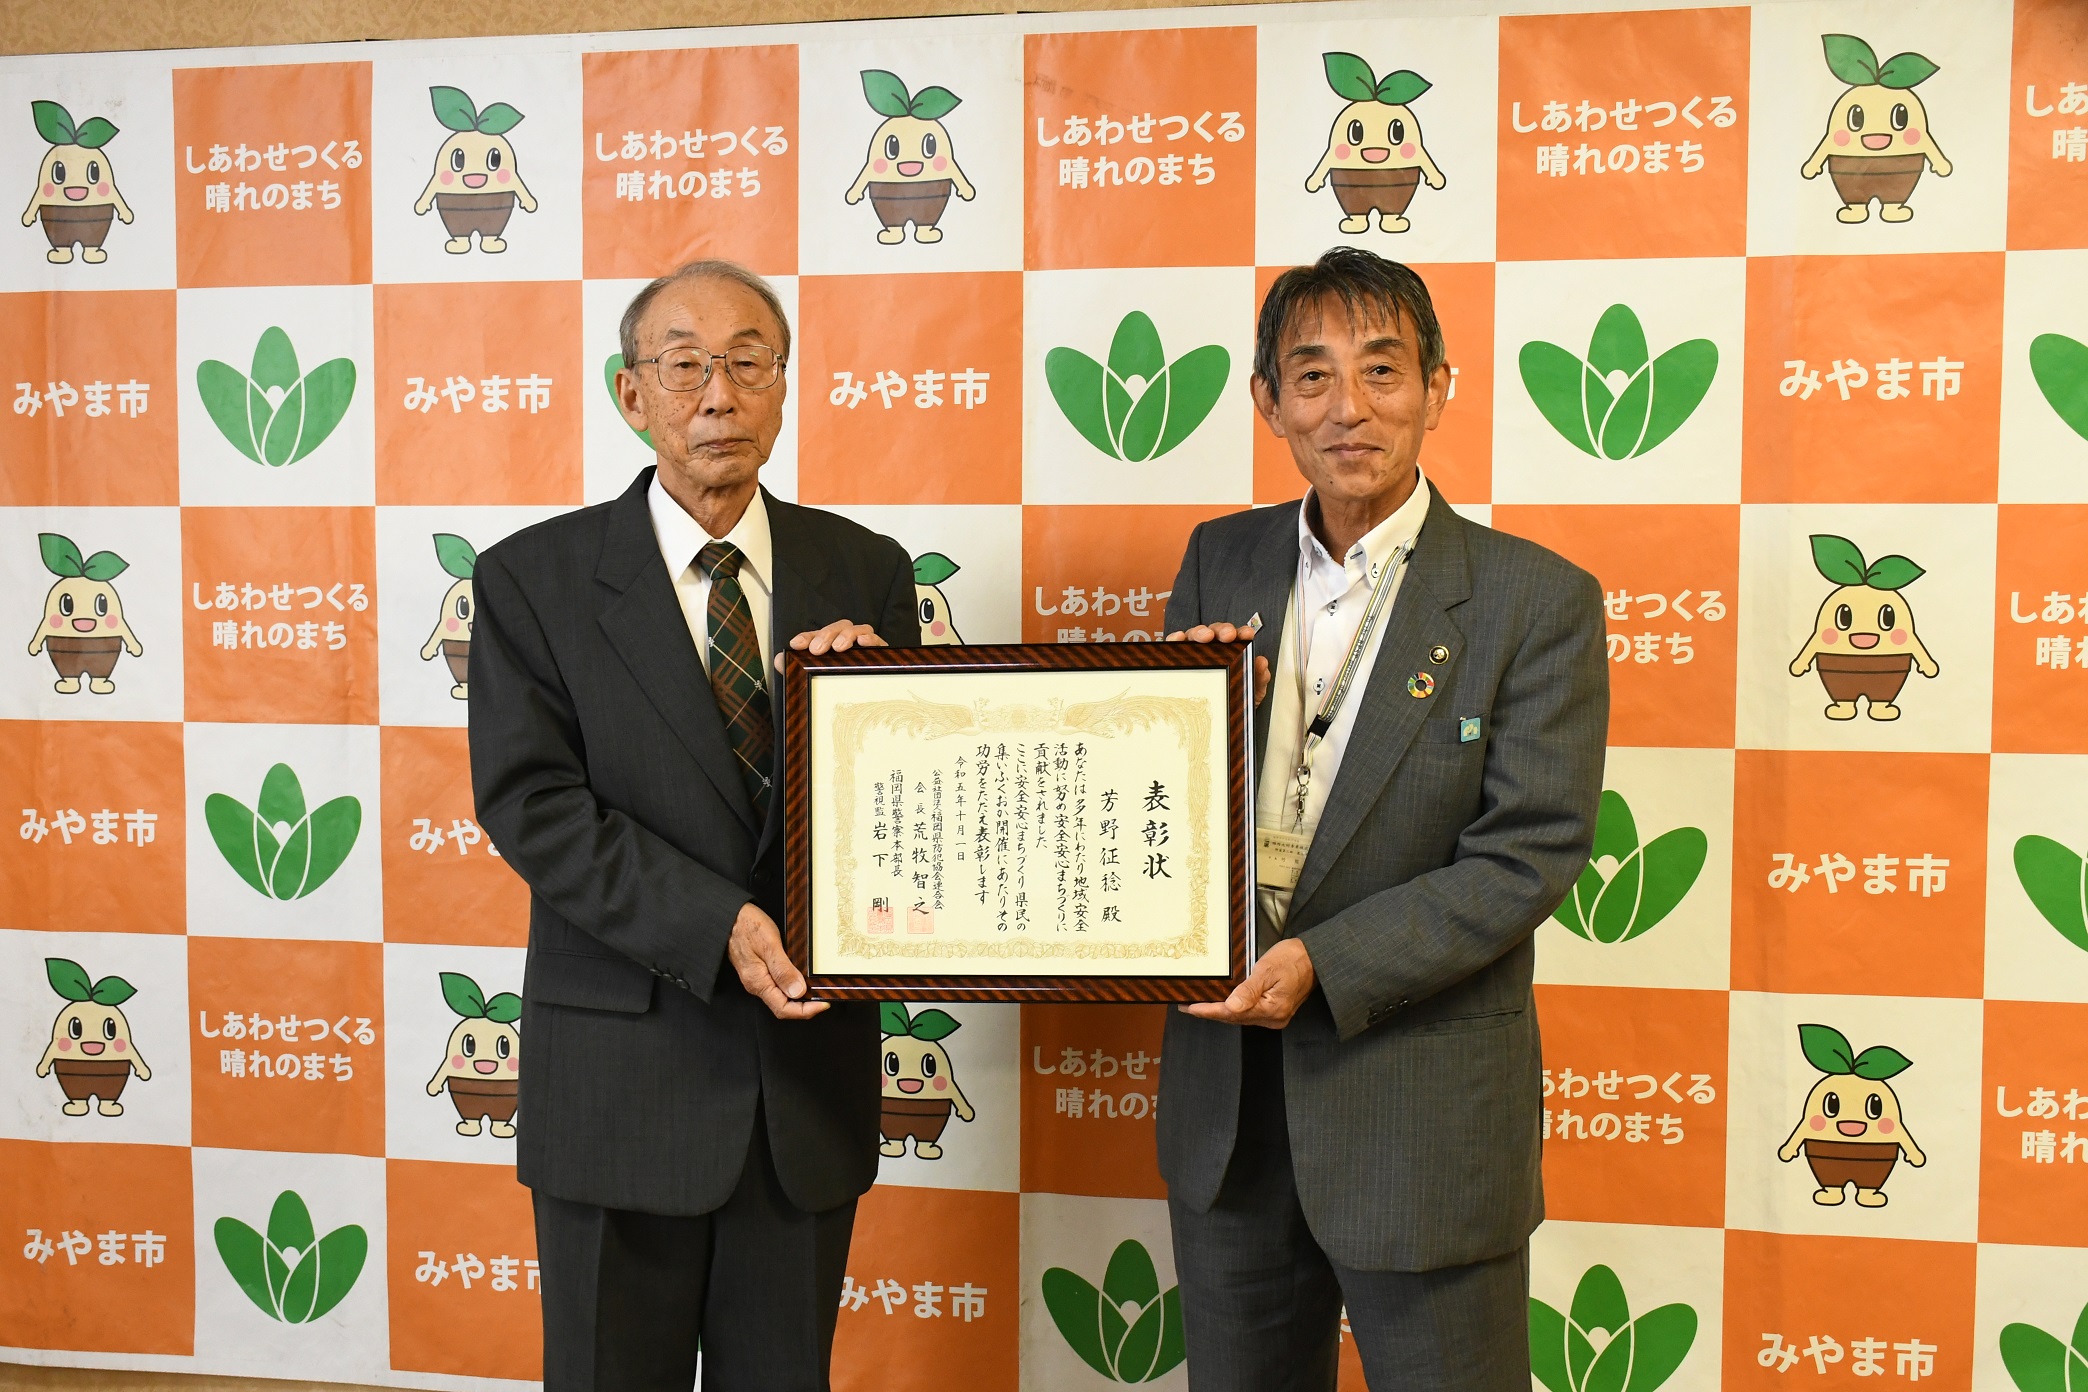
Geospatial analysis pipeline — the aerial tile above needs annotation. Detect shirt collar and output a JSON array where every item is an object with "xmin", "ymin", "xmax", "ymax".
[
  {"xmin": 648, "ymin": 473, "xmax": 772, "ymax": 591},
  {"xmin": 1298, "ymin": 465, "xmax": 1431, "ymax": 583}
]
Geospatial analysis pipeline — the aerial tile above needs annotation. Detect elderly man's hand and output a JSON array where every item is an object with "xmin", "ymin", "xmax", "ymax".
[
  {"xmin": 1165, "ymin": 622, "xmax": 1272, "ymax": 707},
  {"xmin": 726, "ymin": 901, "xmax": 827, "ymax": 1020},
  {"xmin": 1181, "ymin": 938, "xmax": 1316, "ymax": 1028},
  {"xmin": 774, "ymin": 620, "xmax": 886, "ymax": 673}
]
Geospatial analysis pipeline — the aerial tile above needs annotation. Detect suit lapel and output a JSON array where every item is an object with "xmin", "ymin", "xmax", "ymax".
[
  {"xmin": 1230, "ymin": 502, "xmax": 1303, "ymax": 778},
  {"xmin": 594, "ymin": 469, "xmax": 759, "ymax": 834},
  {"xmin": 759, "ymin": 494, "xmax": 842, "ymax": 858},
  {"xmin": 1287, "ymin": 488, "xmax": 1473, "ymax": 922}
]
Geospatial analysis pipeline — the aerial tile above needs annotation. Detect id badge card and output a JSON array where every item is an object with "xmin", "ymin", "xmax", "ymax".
[{"xmin": 1255, "ymin": 824, "xmax": 1313, "ymax": 892}]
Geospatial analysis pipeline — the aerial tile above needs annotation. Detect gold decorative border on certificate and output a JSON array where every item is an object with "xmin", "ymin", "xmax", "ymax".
[{"xmin": 826, "ymin": 691, "xmax": 1214, "ymax": 961}]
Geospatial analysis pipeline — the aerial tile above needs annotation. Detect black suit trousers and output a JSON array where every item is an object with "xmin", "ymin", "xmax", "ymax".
[
  {"xmin": 533, "ymin": 1111, "xmax": 856, "ymax": 1392},
  {"xmin": 1167, "ymin": 1028, "xmax": 1530, "ymax": 1392}
]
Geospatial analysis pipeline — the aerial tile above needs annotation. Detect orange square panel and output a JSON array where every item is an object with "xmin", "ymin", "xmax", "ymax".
[
  {"xmin": 1981, "ymin": 1000, "xmax": 2088, "ymax": 1246},
  {"xmin": 386, "ymin": 1159, "xmax": 541, "ymax": 1381},
  {"xmin": 188, "ymin": 936, "xmax": 385, "ymax": 1156},
  {"xmin": 1252, "ymin": 262, "xmax": 1493, "ymax": 508},
  {"xmin": 1020, "ymin": 504, "xmax": 1233, "ymax": 644},
  {"xmin": 1742, "ymin": 253, "xmax": 2003, "ymax": 503},
  {"xmin": 0, "ymin": 721, "xmax": 185, "ymax": 934},
  {"xmin": 797, "ymin": 272, "xmax": 1023, "ymax": 505},
  {"xmin": 1026, "ymin": 28, "xmax": 1256, "ymax": 270},
  {"xmin": 1534, "ymin": 985, "xmax": 1728, "ymax": 1228},
  {"xmin": 581, "ymin": 47, "xmax": 799, "ymax": 278},
  {"xmin": 182, "ymin": 506, "xmax": 378, "ymax": 725},
  {"xmin": 2008, "ymin": 0, "xmax": 2088, "ymax": 251},
  {"xmin": 374, "ymin": 281, "xmax": 583, "ymax": 506},
  {"xmin": 1492, "ymin": 505, "xmax": 1737, "ymax": 748},
  {"xmin": 0, "ymin": 1140, "xmax": 194, "ymax": 1355},
  {"xmin": 173, "ymin": 64, "xmax": 372, "ymax": 287},
  {"xmin": 1993, "ymin": 505, "xmax": 2088, "ymax": 753},
  {"xmin": 382, "ymin": 726, "xmax": 528, "ymax": 947},
  {"xmin": 1020, "ymin": 1003, "xmax": 1165, "ymax": 1199},
  {"xmin": 0, "ymin": 291, "xmax": 178, "ymax": 506},
  {"xmin": 1731, "ymin": 750, "xmax": 1987, "ymax": 999},
  {"xmin": 1497, "ymin": 8, "xmax": 1750, "ymax": 262},
  {"xmin": 1722, "ymin": 1230, "xmax": 1973, "ymax": 1388},
  {"xmin": 833, "ymin": 1187, "xmax": 1017, "ymax": 1392}
]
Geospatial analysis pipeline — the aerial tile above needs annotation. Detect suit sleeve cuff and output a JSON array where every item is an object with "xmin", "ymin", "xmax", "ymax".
[{"xmin": 1299, "ymin": 918, "xmax": 1411, "ymax": 1042}]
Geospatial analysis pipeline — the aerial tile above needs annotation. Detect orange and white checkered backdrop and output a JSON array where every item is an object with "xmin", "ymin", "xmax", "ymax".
[{"xmin": 5, "ymin": 0, "xmax": 2088, "ymax": 1386}]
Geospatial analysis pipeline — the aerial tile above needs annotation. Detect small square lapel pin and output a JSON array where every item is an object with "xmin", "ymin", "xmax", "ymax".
[{"xmin": 1458, "ymin": 716, "xmax": 1482, "ymax": 743}]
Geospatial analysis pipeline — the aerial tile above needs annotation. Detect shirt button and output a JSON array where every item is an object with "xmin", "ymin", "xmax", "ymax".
[{"xmin": 1326, "ymin": 602, "xmax": 1338, "ymax": 615}]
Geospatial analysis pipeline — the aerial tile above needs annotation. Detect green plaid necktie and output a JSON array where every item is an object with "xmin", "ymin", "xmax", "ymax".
[{"xmin": 697, "ymin": 541, "xmax": 773, "ymax": 822}]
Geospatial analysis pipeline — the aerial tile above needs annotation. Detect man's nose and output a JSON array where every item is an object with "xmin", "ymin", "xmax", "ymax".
[
  {"xmin": 1326, "ymin": 369, "xmax": 1371, "ymax": 422},
  {"xmin": 696, "ymin": 369, "xmax": 740, "ymax": 414}
]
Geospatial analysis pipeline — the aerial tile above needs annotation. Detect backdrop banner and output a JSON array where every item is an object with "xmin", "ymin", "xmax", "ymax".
[{"xmin": 3, "ymin": 0, "xmax": 2087, "ymax": 1387}]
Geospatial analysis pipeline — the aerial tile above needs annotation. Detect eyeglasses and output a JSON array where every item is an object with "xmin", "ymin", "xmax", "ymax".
[{"xmin": 632, "ymin": 343, "xmax": 786, "ymax": 392}]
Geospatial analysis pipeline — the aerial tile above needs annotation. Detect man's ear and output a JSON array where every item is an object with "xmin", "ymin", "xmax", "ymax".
[
  {"xmin": 1422, "ymin": 361, "xmax": 1452, "ymax": 430},
  {"xmin": 614, "ymin": 366, "xmax": 648, "ymax": 433},
  {"xmin": 1250, "ymin": 374, "xmax": 1287, "ymax": 439}
]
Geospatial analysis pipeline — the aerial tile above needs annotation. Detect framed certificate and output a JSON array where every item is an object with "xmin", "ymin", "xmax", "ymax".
[{"xmin": 780, "ymin": 642, "xmax": 1252, "ymax": 1002}]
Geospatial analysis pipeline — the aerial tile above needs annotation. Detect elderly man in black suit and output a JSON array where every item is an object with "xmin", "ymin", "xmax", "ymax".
[{"xmin": 468, "ymin": 259, "xmax": 919, "ymax": 1391}]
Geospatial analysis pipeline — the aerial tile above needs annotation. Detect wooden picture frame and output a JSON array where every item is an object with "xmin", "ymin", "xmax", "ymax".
[{"xmin": 781, "ymin": 641, "xmax": 1252, "ymax": 1002}]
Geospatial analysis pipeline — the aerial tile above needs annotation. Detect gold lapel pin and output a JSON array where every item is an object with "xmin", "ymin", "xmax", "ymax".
[{"xmin": 1429, "ymin": 644, "xmax": 1450, "ymax": 665}]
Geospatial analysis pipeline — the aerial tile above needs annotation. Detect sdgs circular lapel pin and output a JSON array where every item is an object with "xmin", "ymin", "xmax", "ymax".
[{"xmin": 1407, "ymin": 671, "xmax": 1435, "ymax": 699}]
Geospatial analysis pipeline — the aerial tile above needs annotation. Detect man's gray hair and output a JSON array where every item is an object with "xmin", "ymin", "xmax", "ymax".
[
  {"xmin": 1254, "ymin": 247, "xmax": 1445, "ymax": 399},
  {"xmin": 618, "ymin": 259, "xmax": 792, "ymax": 369}
]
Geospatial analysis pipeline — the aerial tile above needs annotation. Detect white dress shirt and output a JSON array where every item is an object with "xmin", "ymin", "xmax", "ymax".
[
  {"xmin": 1255, "ymin": 469, "xmax": 1431, "ymax": 933},
  {"xmin": 647, "ymin": 474, "xmax": 774, "ymax": 676}
]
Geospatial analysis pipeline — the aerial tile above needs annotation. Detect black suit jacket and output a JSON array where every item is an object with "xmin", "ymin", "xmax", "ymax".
[{"xmin": 468, "ymin": 469, "xmax": 921, "ymax": 1216}]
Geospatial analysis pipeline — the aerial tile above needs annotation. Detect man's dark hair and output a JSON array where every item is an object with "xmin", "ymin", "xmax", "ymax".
[{"xmin": 1254, "ymin": 247, "xmax": 1445, "ymax": 398}]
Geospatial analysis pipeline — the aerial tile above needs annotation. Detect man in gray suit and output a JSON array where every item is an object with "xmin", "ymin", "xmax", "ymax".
[
  {"xmin": 1160, "ymin": 247, "xmax": 1608, "ymax": 1390},
  {"xmin": 469, "ymin": 260, "xmax": 919, "ymax": 1390}
]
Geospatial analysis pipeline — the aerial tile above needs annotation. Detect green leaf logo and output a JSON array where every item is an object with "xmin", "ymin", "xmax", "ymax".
[
  {"xmin": 879, "ymin": 1001, "xmax": 961, "ymax": 1042},
  {"xmin": 1519, "ymin": 305, "xmax": 1717, "ymax": 460},
  {"xmin": 196, "ymin": 327, "xmax": 357, "ymax": 467},
  {"xmin": 912, "ymin": 552, "xmax": 959, "ymax": 587},
  {"xmin": 2030, "ymin": 333, "xmax": 2088, "ymax": 443},
  {"xmin": 1551, "ymin": 791, "xmax": 1708, "ymax": 944},
  {"xmin": 1797, "ymin": 1022, "xmax": 1912, "ymax": 1080},
  {"xmin": 441, "ymin": 970, "xmax": 520, "ymax": 1023},
  {"xmin": 32, "ymin": 99, "xmax": 119, "ymax": 149},
  {"xmin": 1320, "ymin": 53, "xmax": 1431, "ymax": 107},
  {"xmin": 38, "ymin": 532, "xmax": 127, "ymax": 581},
  {"xmin": 203, "ymin": 763, "xmax": 362, "ymax": 901},
  {"xmin": 859, "ymin": 70, "xmax": 962, "ymax": 121},
  {"xmin": 1042, "ymin": 1239, "xmax": 1185, "ymax": 1382},
  {"xmin": 45, "ymin": 957, "xmax": 135, "ymax": 1005},
  {"xmin": 1046, "ymin": 311, "xmax": 1230, "ymax": 462},
  {"xmin": 429, "ymin": 85, "xmax": 524, "ymax": 136},
  {"xmin": 1820, "ymin": 34, "xmax": 1939, "ymax": 91},
  {"xmin": 603, "ymin": 352, "xmax": 653, "ymax": 448},
  {"xmin": 2000, "ymin": 1296, "xmax": 2088, "ymax": 1391},
  {"xmin": 214, "ymin": 1190, "xmax": 367, "ymax": 1325},
  {"xmin": 1531, "ymin": 1265, "xmax": 1697, "ymax": 1392},
  {"xmin": 2016, "ymin": 834, "xmax": 2088, "ymax": 953}
]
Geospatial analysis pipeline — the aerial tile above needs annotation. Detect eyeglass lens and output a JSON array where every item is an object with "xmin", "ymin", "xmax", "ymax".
[{"xmin": 656, "ymin": 346, "xmax": 782, "ymax": 390}]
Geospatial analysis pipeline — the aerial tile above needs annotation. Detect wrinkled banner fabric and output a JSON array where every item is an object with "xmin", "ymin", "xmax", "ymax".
[{"xmin": 3, "ymin": 0, "xmax": 2087, "ymax": 1386}]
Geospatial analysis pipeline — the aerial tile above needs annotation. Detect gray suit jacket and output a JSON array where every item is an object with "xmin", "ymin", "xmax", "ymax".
[
  {"xmin": 1156, "ymin": 482, "xmax": 1607, "ymax": 1272},
  {"xmin": 469, "ymin": 469, "xmax": 920, "ymax": 1217}
]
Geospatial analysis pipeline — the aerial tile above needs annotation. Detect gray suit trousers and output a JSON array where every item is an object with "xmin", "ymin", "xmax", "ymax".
[{"xmin": 1168, "ymin": 1028, "xmax": 1531, "ymax": 1392}]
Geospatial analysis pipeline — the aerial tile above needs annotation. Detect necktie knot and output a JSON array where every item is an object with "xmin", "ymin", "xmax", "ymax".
[{"xmin": 697, "ymin": 540, "xmax": 743, "ymax": 583}]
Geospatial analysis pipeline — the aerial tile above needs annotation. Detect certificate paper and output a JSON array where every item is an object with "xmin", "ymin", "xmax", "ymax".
[{"xmin": 784, "ymin": 645, "xmax": 1250, "ymax": 1000}]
